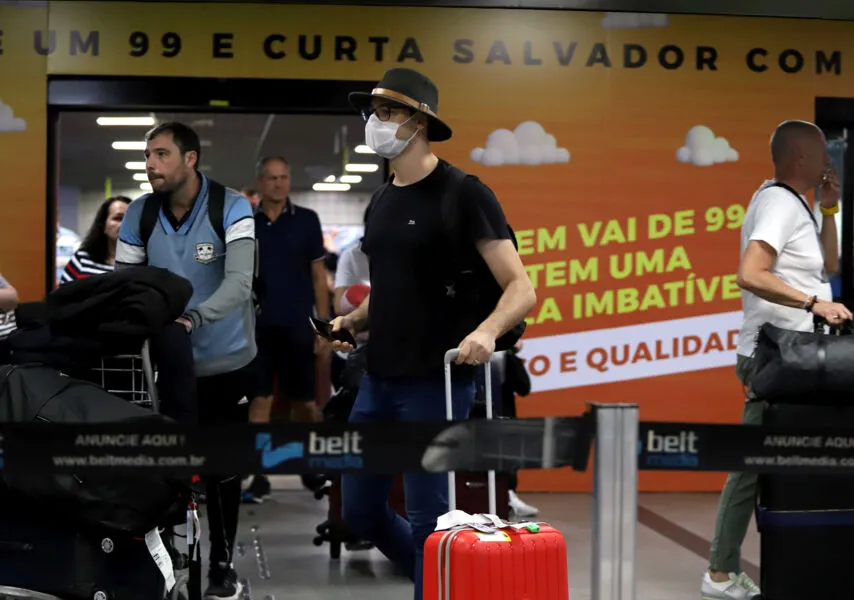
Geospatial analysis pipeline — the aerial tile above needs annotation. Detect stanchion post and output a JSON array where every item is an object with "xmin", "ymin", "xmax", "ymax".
[{"xmin": 590, "ymin": 403, "xmax": 638, "ymax": 600}]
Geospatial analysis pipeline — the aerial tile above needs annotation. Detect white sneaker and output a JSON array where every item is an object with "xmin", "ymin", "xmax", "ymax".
[
  {"xmin": 508, "ymin": 490, "xmax": 539, "ymax": 518},
  {"xmin": 701, "ymin": 571, "xmax": 761, "ymax": 600}
]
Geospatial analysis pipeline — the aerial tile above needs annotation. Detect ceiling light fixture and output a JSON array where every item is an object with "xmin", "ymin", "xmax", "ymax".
[
  {"xmin": 112, "ymin": 141, "xmax": 147, "ymax": 151},
  {"xmin": 313, "ymin": 182, "xmax": 351, "ymax": 192},
  {"xmin": 125, "ymin": 161, "xmax": 146, "ymax": 170},
  {"xmin": 344, "ymin": 163, "xmax": 379, "ymax": 173},
  {"xmin": 339, "ymin": 175, "xmax": 362, "ymax": 184},
  {"xmin": 354, "ymin": 145, "xmax": 375, "ymax": 154},
  {"xmin": 132, "ymin": 173, "xmax": 149, "ymax": 182},
  {"xmin": 324, "ymin": 175, "xmax": 336, "ymax": 183},
  {"xmin": 97, "ymin": 116, "xmax": 156, "ymax": 127},
  {"xmin": 139, "ymin": 182, "xmax": 153, "ymax": 192}
]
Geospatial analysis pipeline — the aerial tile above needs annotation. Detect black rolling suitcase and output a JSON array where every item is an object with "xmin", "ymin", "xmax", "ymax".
[
  {"xmin": 757, "ymin": 403, "xmax": 854, "ymax": 599},
  {"xmin": 756, "ymin": 318, "xmax": 854, "ymax": 599}
]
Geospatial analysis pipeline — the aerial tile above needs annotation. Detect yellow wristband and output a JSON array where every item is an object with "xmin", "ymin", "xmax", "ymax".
[{"xmin": 820, "ymin": 204, "xmax": 840, "ymax": 216}]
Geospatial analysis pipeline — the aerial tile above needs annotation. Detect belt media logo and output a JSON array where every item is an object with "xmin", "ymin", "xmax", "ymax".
[
  {"xmin": 256, "ymin": 433, "xmax": 305, "ymax": 469},
  {"xmin": 639, "ymin": 428, "xmax": 699, "ymax": 468},
  {"xmin": 255, "ymin": 431, "xmax": 364, "ymax": 470}
]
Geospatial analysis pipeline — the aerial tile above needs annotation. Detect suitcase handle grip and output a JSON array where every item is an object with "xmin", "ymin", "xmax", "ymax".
[
  {"xmin": 443, "ymin": 349, "xmax": 504, "ymax": 365},
  {"xmin": 443, "ymin": 348, "xmax": 498, "ymax": 516}
]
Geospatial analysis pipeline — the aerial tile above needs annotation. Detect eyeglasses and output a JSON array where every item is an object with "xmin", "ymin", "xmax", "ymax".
[{"xmin": 360, "ymin": 105, "xmax": 411, "ymax": 122}]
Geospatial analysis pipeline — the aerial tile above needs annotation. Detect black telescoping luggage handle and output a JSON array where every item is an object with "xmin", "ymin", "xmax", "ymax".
[{"xmin": 443, "ymin": 349, "xmax": 504, "ymax": 515}]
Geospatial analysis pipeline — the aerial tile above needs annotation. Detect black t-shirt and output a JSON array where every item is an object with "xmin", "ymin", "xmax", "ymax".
[{"xmin": 362, "ymin": 160, "xmax": 512, "ymax": 381}]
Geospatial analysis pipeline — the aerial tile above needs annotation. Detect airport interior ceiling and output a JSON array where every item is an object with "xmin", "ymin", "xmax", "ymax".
[{"xmin": 57, "ymin": 111, "xmax": 383, "ymax": 194}]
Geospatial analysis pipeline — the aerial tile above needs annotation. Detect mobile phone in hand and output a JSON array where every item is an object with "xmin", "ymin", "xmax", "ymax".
[{"xmin": 309, "ymin": 316, "xmax": 357, "ymax": 347}]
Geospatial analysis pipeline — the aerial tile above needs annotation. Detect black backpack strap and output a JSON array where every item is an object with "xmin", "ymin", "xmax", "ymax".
[
  {"xmin": 440, "ymin": 165, "xmax": 474, "ymax": 267},
  {"xmin": 207, "ymin": 180, "xmax": 227, "ymax": 243},
  {"xmin": 139, "ymin": 193, "xmax": 163, "ymax": 248},
  {"xmin": 138, "ymin": 193, "xmax": 164, "ymax": 267},
  {"xmin": 364, "ymin": 178, "xmax": 394, "ymax": 239}
]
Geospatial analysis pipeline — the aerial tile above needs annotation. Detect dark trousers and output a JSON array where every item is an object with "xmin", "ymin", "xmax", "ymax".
[
  {"xmin": 152, "ymin": 324, "xmax": 251, "ymax": 568},
  {"xmin": 197, "ymin": 366, "xmax": 251, "ymax": 567},
  {"xmin": 341, "ymin": 375, "xmax": 475, "ymax": 600}
]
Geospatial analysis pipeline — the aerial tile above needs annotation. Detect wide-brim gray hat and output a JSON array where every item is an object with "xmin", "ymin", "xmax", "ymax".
[{"xmin": 349, "ymin": 67, "xmax": 452, "ymax": 142}]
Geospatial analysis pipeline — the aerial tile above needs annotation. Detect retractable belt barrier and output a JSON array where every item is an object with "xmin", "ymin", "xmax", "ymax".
[
  {"xmin": 0, "ymin": 416, "xmax": 594, "ymax": 477},
  {"xmin": 3, "ymin": 410, "xmax": 853, "ymax": 477},
  {"xmin": 5, "ymin": 404, "xmax": 854, "ymax": 600}
]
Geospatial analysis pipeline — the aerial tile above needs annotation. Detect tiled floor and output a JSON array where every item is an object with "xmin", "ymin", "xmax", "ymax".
[{"xmin": 213, "ymin": 477, "xmax": 760, "ymax": 600}]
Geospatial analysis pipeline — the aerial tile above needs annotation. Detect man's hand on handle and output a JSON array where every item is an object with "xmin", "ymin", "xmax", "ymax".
[
  {"xmin": 812, "ymin": 299, "xmax": 853, "ymax": 325},
  {"xmin": 455, "ymin": 330, "xmax": 496, "ymax": 366}
]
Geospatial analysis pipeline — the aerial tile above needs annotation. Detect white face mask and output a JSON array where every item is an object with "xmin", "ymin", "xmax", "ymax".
[{"xmin": 364, "ymin": 113, "xmax": 419, "ymax": 159}]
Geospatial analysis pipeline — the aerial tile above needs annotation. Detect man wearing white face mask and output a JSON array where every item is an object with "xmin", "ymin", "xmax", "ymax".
[{"xmin": 328, "ymin": 68, "xmax": 536, "ymax": 600}]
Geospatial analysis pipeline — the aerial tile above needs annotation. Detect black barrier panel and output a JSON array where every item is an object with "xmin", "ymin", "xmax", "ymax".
[
  {"xmin": 638, "ymin": 421, "xmax": 854, "ymax": 473},
  {"xmin": 0, "ymin": 417, "xmax": 590, "ymax": 477},
  {"xmin": 10, "ymin": 417, "xmax": 854, "ymax": 477}
]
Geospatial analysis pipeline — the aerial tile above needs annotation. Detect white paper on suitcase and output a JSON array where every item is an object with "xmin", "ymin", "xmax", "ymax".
[
  {"xmin": 145, "ymin": 527, "xmax": 177, "ymax": 591},
  {"xmin": 435, "ymin": 509, "xmax": 542, "ymax": 534}
]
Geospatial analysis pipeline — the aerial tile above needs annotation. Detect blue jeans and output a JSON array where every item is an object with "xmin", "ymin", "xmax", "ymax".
[{"xmin": 341, "ymin": 374, "xmax": 475, "ymax": 600}]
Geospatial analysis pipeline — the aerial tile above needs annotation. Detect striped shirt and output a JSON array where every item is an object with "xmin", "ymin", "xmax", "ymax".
[
  {"xmin": 0, "ymin": 274, "xmax": 16, "ymax": 340},
  {"xmin": 59, "ymin": 249, "xmax": 114, "ymax": 284}
]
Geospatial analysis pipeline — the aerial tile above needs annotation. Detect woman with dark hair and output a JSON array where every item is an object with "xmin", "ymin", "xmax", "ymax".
[{"xmin": 60, "ymin": 196, "xmax": 131, "ymax": 284}]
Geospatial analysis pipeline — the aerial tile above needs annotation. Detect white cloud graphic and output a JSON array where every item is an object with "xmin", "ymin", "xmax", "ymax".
[
  {"xmin": 0, "ymin": 100, "xmax": 26, "ymax": 133},
  {"xmin": 470, "ymin": 121, "xmax": 570, "ymax": 167},
  {"xmin": 676, "ymin": 125, "xmax": 739, "ymax": 167},
  {"xmin": 601, "ymin": 12, "xmax": 669, "ymax": 29}
]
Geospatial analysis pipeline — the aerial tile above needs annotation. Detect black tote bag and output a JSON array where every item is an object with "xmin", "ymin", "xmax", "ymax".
[{"xmin": 751, "ymin": 320, "xmax": 854, "ymax": 404}]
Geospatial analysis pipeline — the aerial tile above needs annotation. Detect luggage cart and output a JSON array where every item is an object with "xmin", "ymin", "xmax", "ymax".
[
  {"xmin": 0, "ymin": 587, "xmax": 64, "ymax": 600},
  {"xmin": 88, "ymin": 342, "xmax": 196, "ymax": 600},
  {"xmin": 84, "ymin": 340, "xmax": 160, "ymax": 412},
  {"xmin": 4, "ymin": 342, "xmax": 196, "ymax": 600}
]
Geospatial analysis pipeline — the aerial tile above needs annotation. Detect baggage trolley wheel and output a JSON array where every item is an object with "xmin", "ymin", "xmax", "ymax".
[
  {"xmin": 316, "ymin": 521, "xmax": 330, "ymax": 535},
  {"xmin": 313, "ymin": 535, "xmax": 325, "ymax": 547},
  {"xmin": 330, "ymin": 538, "xmax": 342, "ymax": 560},
  {"xmin": 314, "ymin": 488, "xmax": 329, "ymax": 500}
]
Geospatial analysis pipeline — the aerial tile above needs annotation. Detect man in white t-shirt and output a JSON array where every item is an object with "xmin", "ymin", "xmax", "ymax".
[
  {"xmin": 701, "ymin": 120, "xmax": 852, "ymax": 600},
  {"xmin": 334, "ymin": 242, "xmax": 370, "ymax": 314},
  {"xmin": 334, "ymin": 241, "xmax": 371, "ymax": 361}
]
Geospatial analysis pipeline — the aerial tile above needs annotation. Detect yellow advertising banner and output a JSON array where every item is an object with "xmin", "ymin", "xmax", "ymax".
[{"xmin": 3, "ymin": 1, "xmax": 854, "ymax": 491}]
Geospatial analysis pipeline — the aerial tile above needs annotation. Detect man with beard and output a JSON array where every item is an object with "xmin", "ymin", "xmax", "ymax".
[{"xmin": 116, "ymin": 121, "xmax": 256, "ymax": 600}]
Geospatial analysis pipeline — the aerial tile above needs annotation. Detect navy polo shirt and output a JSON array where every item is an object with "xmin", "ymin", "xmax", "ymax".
[{"xmin": 255, "ymin": 201, "xmax": 326, "ymax": 328}]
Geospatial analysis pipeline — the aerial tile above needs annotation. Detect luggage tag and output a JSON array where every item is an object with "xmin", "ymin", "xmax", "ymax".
[
  {"xmin": 145, "ymin": 528, "xmax": 177, "ymax": 592},
  {"xmin": 187, "ymin": 500, "xmax": 201, "ymax": 551}
]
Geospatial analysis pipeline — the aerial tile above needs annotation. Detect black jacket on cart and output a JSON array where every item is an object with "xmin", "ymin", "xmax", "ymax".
[{"xmin": 8, "ymin": 266, "xmax": 193, "ymax": 369}]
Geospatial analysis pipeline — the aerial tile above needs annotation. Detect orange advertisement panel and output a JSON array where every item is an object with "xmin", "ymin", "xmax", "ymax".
[{"xmin": 2, "ymin": 2, "xmax": 854, "ymax": 491}]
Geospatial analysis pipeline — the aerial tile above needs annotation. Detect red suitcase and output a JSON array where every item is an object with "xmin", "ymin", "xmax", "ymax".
[
  {"xmin": 423, "ymin": 524, "xmax": 569, "ymax": 600},
  {"xmin": 422, "ymin": 349, "xmax": 570, "ymax": 600}
]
